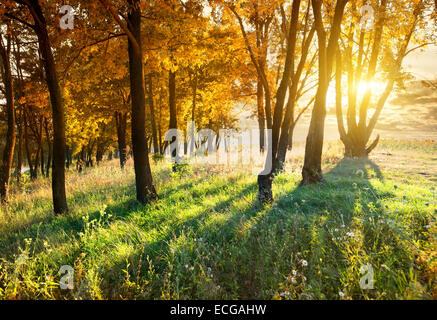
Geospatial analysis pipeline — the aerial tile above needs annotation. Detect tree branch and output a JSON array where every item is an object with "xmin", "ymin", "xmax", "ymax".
[{"xmin": 98, "ymin": 0, "xmax": 141, "ymax": 57}]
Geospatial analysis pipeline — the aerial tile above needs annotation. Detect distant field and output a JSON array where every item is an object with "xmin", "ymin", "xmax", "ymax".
[{"xmin": 0, "ymin": 139, "xmax": 435, "ymax": 299}]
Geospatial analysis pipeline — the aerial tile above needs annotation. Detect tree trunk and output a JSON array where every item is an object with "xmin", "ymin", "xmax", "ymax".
[
  {"xmin": 191, "ymin": 70, "xmax": 198, "ymax": 123},
  {"xmin": 85, "ymin": 143, "xmax": 94, "ymax": 167},
  {"xmin": 257, "ymin": 78, "xmax": 266, "ymax": 152},
  {"xmin": 65, "ymin": 146, "xmax": 72, "ymax": 169},
  {"xmin": 301, "ymin": 0, "xmax": 348, "ymax": 185},
  {"xmin": 255, "ymin": 14, "xmax": 266, "ymax": 152},
  {"xmin": 301, "ymin": 86, "xmax": 327, "ymax": 184},
  {"xmin": 13, "ymin": 36, "xmax": 24, "ymax": 185},
  {"xmin": 44, "ymin": 117, "xmax": 52, "ymax": 177},
  {"xmin": 24, "ymin": 110, "xmax": 37, "ymax": 179},
  {"xmin": 39, "ymin": 116, "xmax": 44, "ymax": 177},
  {"xmin": 168, "ymin": 70, "xmax": 177, "ymax": 159},
  {"xmin": 0, "ymin": 32, "xmax": 16, "ymax": 202},
  {"xmin": 257, "ymin": 0, "xmax": 302, "ymax": 203},
  {"xmin": 257, "ymin": 174, "xmax": 273, "ymax": 204},
  {"xmin": 287, "ymin": 123, "xmax": 295, "ymax": 151},
  {"xmin": 24, "ymin": 112, "xmax": 31, "ymax": 175},
  {"xmin": 28, "ymin": 0, "xmax": 68, "ymax": 213},
  {"xmin": 126, "ymin": 0, "xmax": 157, "ymax": 203},
  {"xmin": 16, "ymin": 107, "xmax": 24, "ymax": 183},
  {"xmin": 32, "ymin": 118, "xmax": 41, "ymax": 180},
  {"xmin": 96, "ymin": 142, "xmax": 104, "ymax": 165},
  {"xmin": 158, "ymin": 96, "xmax": 163, "ymax": 154},
  {"xmin": 84, "ymin": 139, "xmax": 95, "ymax": 167},
  {"xmin": 335, "ymin": 0, "xmax": 403, "ymax": 159},
  {"xmin": 147, "ymin": 74, "xmax": 159, "ymax": 154},
  {"xmin": 276, "ymin": 26, "xmax": 315, "ymax": 171},
  {"xmin": 115, "ymin": 112, "xmax": 127, "ymax": 169}
]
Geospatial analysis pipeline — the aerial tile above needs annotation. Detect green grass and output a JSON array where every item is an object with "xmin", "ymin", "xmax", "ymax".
[{"xmin": 0, "ymin": 140, "xmax": 436, "ymax": 300}]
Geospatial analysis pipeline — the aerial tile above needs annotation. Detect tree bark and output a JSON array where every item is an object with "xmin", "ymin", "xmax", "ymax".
[
  {"xmin": 23, "ymin": 109, "xmax": 40, "ymax": 180},
  {"xmin": 85, "ymin": 140, "xmax": 95, "ymax": 167},
  {"xmin": 65, "ymin": 146, "xmax": 72, "ymax": 169},
  {"xmin": 301, "ymin": 0, "xmax": 348, "ymax": 185},
  {"xmin": 115, "ymin": 111, "xmax": 127, "ymax": 168},
  {"xmin": 27, "ymin": 0, "xmax": 68, "ymax": 213},
  {"xmin": 257, "ymin": 78, "xmax": 266, "ymax": 152},
  {"xmin": 147, "ymin": 74, "xmax": 160, "ymax": 154},
  {"xmin": 39, "ymin": 116, "xmax": 44, "ymax": 177},
  {"xmin": 257, "ymin": 0, "xmax": 302, "ymax": 203},
  {"xmin": 13, "ymin": 35, "xmax": 24, "ymax": 184},
  {"xmin": 158, "ymin": 96, "xmax": 163, "ymax": 154},
  {"xmin": 0, "ymin": 31, "xmax": 16, "ymax": 202},
  {"xmin": 16, "ymin": 107, "xmax": 24, "ymax": 183},
  {"xmin": 255, "ymin": 16, "xmax": 266, "ymax": 152},
  {"xmin": 96, "ymin": 141, "xmax": 105, "ymax": 165},
  {"xmin": 44, "ymin": 117, "xmax": 51, "ymax": 177},
  {"xmin": 126, "ymin": 0, "xmax": 157, "ymax": 203},
  {"xmin": 276, "ymin": 26, "xmax": 315, "ymax": 171},
  {"xmin": 24, "ymin": 110, "xmax": 34, "ymax": 178},
  {"xmin": 168, "ymin": 70, "xmax": 177, "ymax": 159}
]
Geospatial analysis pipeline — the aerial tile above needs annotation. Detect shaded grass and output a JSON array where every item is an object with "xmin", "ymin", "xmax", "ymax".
[{"xmin": 0, "ymin": 141, "xmax": 436, "ymax": 300}]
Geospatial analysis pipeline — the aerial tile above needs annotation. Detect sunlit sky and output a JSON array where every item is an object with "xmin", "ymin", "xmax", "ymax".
[{"xmin": 240, "ymin": 45, "xmax": 437, "ymax": 142}]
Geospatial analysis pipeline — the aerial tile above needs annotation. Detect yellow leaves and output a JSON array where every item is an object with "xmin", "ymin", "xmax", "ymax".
[
  {"xmin": 161, "ymin": 56, "xmax": 178, "ymax": 72},
  {"xmin": 18, "ymin": 96, "xmax": 27, "ymax": 105}
]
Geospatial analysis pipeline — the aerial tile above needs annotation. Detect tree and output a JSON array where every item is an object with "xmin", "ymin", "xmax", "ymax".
[
  {"xmin": 301, "ymin": 0, "xmax": 349, "ymax": 185},
  {"xmin": 99, "ymin": 0, "xmax": 157, "ymax": 203},
  {"xmin": 147, "ymin": 74, "xmax": 160, "ymax": 154},
  {"xmin": 4, "ymin": 0, "xmax": 69, "ymax": 213},
  {"xmin": 0, "ymin": 24, "xmax": 16, "ymax": 202},
  {"xmin": 336, "ymin": 0, "xmax": 435, "ymax": 157},
  {"xmin": 227, "ymin": 0, "xmax": 274, "ymax": 148},
  {"xmin": 227, "ymin": 0, "xmax": 317, "ymax": 203}
]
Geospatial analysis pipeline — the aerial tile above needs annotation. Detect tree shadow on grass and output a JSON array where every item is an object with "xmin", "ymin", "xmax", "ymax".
[
  {"xmin": 0, "ymin": 173, "xmax": 211, "ymax": 257},
  {"xmin": 0, "ymin": 194, "xmax": 140, "ymax": 259},
  {"xmin": 226, "ymin": 157, "xmax": 403, "ymax": 299},
  {"xmin": 63, "ymin": 158, "xmax": 393, "ymax": 299},
  {"xmin": 5, "ymin": 158, "xmax": 409, "ymax": 300},
  {"xmin": 203, "ymin": 158, "xmax": 396, "ymax": 299},
  {"xmin": 96, "ymin": 181, "xmax": 261, "ymax": 298},
  {"xmin": 0, "ymin": 173, "xmax": 251, "ymax": 262}
]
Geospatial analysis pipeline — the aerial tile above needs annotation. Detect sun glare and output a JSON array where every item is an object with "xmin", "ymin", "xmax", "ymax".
[
  {"xmin": 357, "ymin": 80, "xmax": 385, "ymax": 99},
  {"xmin": 327, "ymin": 80, "xmax": 386, "ymax": 108}
]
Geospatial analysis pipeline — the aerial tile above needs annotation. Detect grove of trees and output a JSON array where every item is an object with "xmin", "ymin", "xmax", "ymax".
[{"xmin": 0, "ymin": 0, "xmax": 435, "ymax": 212}]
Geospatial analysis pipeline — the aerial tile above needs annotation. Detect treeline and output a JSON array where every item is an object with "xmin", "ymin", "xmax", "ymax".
[{"xmin": 0, "ymin": 0, "xmax": 435, "ymax": 212}]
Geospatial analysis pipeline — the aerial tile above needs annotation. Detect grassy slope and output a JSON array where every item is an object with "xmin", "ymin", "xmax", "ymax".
[{"xmin": 0, "ymin": 140, "xmax": 436, "ymax": 300}]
